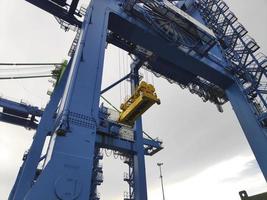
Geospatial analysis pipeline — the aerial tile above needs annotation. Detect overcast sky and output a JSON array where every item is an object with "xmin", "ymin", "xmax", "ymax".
[{"xmin": 0, "ymin": 0, "xmax": 267, "ymax": 199}]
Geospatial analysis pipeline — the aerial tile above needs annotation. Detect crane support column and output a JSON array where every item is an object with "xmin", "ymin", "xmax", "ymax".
[
  {"xmin": 226, "ymin": 83, "xmax": 267, "ymax": 181},
  {"xmin": 9, "ymin": 60, "xmax": 71, "ymax": 200},
  {"xmin": 17, "ymin": 1, "xmax": 110, "ymax": 199},
  {"xmin": 130, "ymin": 59, "xmax": 148, "ymax": 200}
]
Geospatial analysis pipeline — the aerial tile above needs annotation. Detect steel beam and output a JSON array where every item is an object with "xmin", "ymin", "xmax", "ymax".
[
  {"xmin": 9, "ymin": 60, "xmax": 71, "ymax": 200},
  {"xmin": 0, "ymin": 98, "xmax": 42, "ymax": 117},
  {"xmin": 25, "ymin": 0, "xmax": 82, "ymax": 27},
  {"xmin": 0, "ymin": 105, "xmax": 162, "ymax": 156},
  {"xmin": 0, "ymin": 97, "xmax": 42, "ymax": 129},
  {"xmin": 226, "ymin": 83, "xmax": 267, "ymax": 181},
  {"xmin": 0, "ymin": 113, "xmax": 38, "ymax": 129},
  {"xmin": 130, "ymin": 59, "xmax": 148, "ymax": 200},
  {"xmin": 21, "ymin": 1, "xmax": 110, "ymax": 199},
  {"xmin": 101, "ymin": 73, "xmax": 131, "ymax": 94},
  {"xmin": 96, "ymin": 134, "xmax": 136, "ymax": 154},
  {"xmin": 108, "ymin": 13, "xmax": 233, "ymax": 89}
]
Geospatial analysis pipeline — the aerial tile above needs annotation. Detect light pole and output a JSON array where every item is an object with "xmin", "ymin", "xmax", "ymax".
[{"xmin": 157, "ymin": 162, "xmax": 165, "ymax": 200}]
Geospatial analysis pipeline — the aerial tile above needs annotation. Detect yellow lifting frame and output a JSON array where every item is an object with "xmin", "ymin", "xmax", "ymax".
[{"xmin": 118, "ymin": 81, "xmax": 160, "ymax": 126}]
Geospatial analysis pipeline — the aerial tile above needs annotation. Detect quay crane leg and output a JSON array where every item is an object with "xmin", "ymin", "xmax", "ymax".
[
  {"xmin": 130, "ymin": 59, "xmax": 148, "ymax": 200},
  {"xmin": 226, "ymin": 83, "xmax": 267, "ymax": 181},
  {"xmin": 9, "ymin": 60, "xmax": 71, "ymax": 200},
  {"xmin": 198, "ymin": 0, "xmax": 267, "ymax": 180},
  {"xmin": 13, "ymin": 1, "xmax": 110, "ymax": 199}
]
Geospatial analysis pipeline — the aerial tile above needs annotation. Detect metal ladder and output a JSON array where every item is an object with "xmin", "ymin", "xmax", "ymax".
[
  {"xmin": 90, "ymin": 148, "xmax": 104, "ymax": 200},
  {"xmin": 123, "ymin": 156, "xmax": 135, "ymax": 200},
  {"xmin": 197, "ymin": 0, "xmax": 267, "ymax": 126}
]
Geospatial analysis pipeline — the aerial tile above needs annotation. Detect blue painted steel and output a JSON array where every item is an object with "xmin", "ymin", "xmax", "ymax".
[
  {"xmin": 108, "ymin": 12, "xmax": 233, "ymax": 88},
  {"xmin": 0, "ymin": 98, "xmax": 42, "ymax": 129},
  {"xmin": 25, "ymin": 0, "xmax": 82, "ymax": 27},
  {"xmin": 130, "ymin": 59, "xmax": 148, "ymax": 200},
  {"xmin": 97, "ymin": 115, "xmax": 162, "ymax": 155},
  {"xmin": 21, "ymin": 1, "xmax": 110, "ymax": 199},
  {"xmin": 0, "ymin": 101, "xmax": 161, "ymax": 154},
  {"xmin": 107, "ymin": 33, "xmax": 227, "ymax": 108},
  {"xmin": 90, "ymin": 148, "xmax": 103, "ymax": 200},
  {"xmin": 0, "ymin": 98, "xmax": 43, "ymax": 117},
  {"xmin": 6, "ymin": 0, "xmax": 267, "ymax": 198},
  {"xmin": 9, "ymin": 60, "xmax": 72, "ymax": 200},
  {"xmin": 0, "ymin": 112, "xmax": 38, "ymax": 129},
  {"xmin": 198, "ymin": 0, "xmax": 267, "ymax": 180},
  {"xmin": 226, "ymin": 83, "xmax": 267, "ymax": 181},
  {"xmin": 101, "ymin": 72, "xmax": 131, "ymax": 94}
]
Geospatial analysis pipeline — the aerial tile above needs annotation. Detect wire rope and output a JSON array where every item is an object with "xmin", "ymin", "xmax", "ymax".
[
  {"xmin": 122, "ymin": 51, "xmax": 127, "ymax": 100},
  {"xmin": 151, "ymin": 71, "xmax": 155, "ymax": 86},
  {"xmin": 125, "ymin": 52, "xmax": 129, "ymax": 97},
  {"xmin": 0, "ymin": 62, "xmax": 61, "ymax": 66},
  {"xmin": 145, "ymin": 69, "xmax": 148, "ymax": 82},
  {"xmin": 118, "ymin": 48, "xmax": 122, "ymax": 104},
  {"xmin": 0, "ymin": 66, "xmax": 55, "ymax": 71},
  {"xmin": 0, "ymin": 75, "xmax": 52, "ymax": 80},
  {"xmin": 100, "ymin": 95, "xmax": 120, "ymax": 112}
]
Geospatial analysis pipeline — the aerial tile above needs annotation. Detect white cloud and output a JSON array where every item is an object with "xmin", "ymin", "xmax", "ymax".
[{"xmin": 148, "ymin": 156, "xmax": 266, "ymax": 200}]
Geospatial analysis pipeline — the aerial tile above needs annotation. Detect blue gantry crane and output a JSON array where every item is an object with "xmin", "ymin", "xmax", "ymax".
[{"xmin": 1, "ymin": 0, "xmax": 267, "ymax": 199}]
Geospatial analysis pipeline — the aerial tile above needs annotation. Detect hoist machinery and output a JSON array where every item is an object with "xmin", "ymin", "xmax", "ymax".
[{"xmin": 1, "ymin": 0, "xmax": 267, "ymax": 199}]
